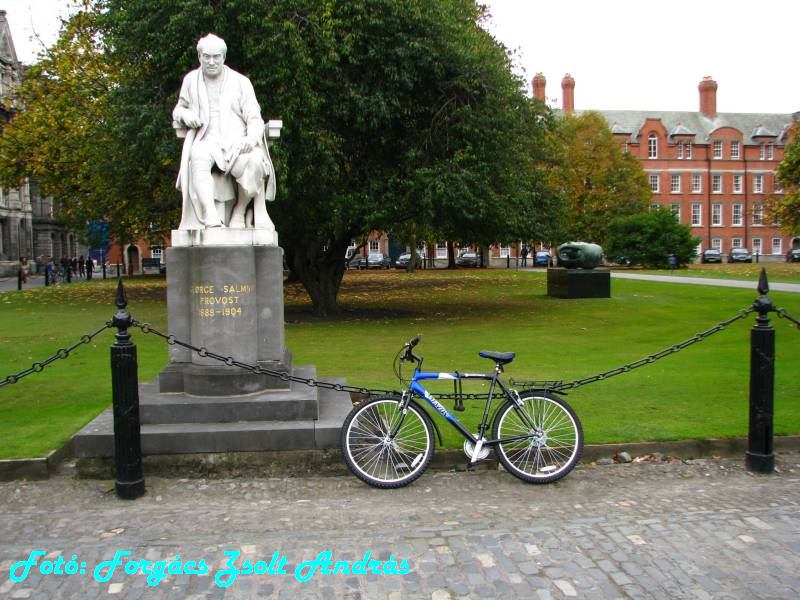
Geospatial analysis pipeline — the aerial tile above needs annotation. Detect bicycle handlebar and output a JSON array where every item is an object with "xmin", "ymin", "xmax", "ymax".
[{"xmin": 402, "ymin": 335, "xmax": 423, "ymax": 363}]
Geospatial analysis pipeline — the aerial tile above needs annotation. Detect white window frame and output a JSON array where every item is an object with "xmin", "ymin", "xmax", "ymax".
[
  {"xmin": 713, "ymin": 140, "xmax": 722, "ymax": 159},
  {"xmin": 671, "ymin": 174, "xmax": 681, "ymax": 193},
  {"xmin": 691, "ymin": 203, "xmax": 702, "ymax": 226},
  {"xmin": 767, "ymin": 144, "xmax": 774, "ymax": 160},
  {"xmin": 499, "ymin": 244, "xmax": 510, "ymax": 258},
  {"xmin": 691, "ymin": 173, "xmax": 702, "ymax": 193},
  {"xmin": 649, "ymin": 174, "xmax": 660, "ymax": 193},
  {"xmin": 771, "ymin": 237, "xmax": 782, "ymax": 255},
  {"xmin": 669, "ymin": 203, "xmax": 681, "ymax": 221},
  {"xmin": 752, "ymin": 238, "xmax": 762, "ymax": 255},
  {"xmin": 711, "ymin": 238, "xmax": 723, "ymax": 251},
  {"xmin": 753, "ymin": 174, "xmax": 763, "ymax": 194},
  {"xmin": 731, "ymin": 238, "xmax": 743, "ymax": 249},
  {"xmin": 759, "ymin": 144, "xmax": 766, "ymax": 160},
  {"xmin": 712, "ymin": 174, "xmax": 722, "ymax": 193},
  {"xmin": 752, "ymin": 203, "xmax": 764, "ymax": 226},
  {"xmin": 369, "ymin": 239, "xmax": 380, "ymax": 253},
  {"xmin": 676, "ymin": 144, "xmax": 683, "ymax": 159},
  {"xmin": 732, "ymin": 203, "xmax": 743, "ymax": 226},
  {"xmin": 436, "ymin": 241, "xmax": 447, "ymax": 259},
  {"xmin": 685, "ymin": 143, "xmax": 692, "ymax": 159},
  {"xmin": 730, "ymin": 140, "xmax": 740, "ymax": 159},
  {"xmin": 733, "ymin": 174, "xmax": 743, "ymax": 193},
  {"xmin": 648, "ymin": 134, "xmax": 658, "ymax": 159},
  {"xmin": 711, "ymin": 203, "xmax": 722, "ymax": 226}
]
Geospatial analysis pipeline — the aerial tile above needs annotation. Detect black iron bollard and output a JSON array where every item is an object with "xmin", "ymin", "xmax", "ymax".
[
  {"xmin": 66, "ymin": 267, "xmax": 72, "ymax": 284},
  {"xmin": 110, "ymin": 279, "xmax": 145, "ymax": 499},
  {"xmin": 746, "ymin": 268, "xmax": 775, "ymax": 474},
  {"xmin": 17, "ymin": 270, "xmax": 22, "ymax": 291},
  {"xmin": 102, "ymin": 263, "xmax": 107, "ymax": 279}
]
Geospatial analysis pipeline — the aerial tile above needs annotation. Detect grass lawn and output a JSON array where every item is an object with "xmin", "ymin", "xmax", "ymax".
[{"xmin": 1, "ymin": 268, "xmax": 799, "ymax": 459}]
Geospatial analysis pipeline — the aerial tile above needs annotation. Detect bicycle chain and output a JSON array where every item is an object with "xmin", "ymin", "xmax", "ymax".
[{"xmin": 0, "ymin": 322, "xmax": 113, "ymax": 388}]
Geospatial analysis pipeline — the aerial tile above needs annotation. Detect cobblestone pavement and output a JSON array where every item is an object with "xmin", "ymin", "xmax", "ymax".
[{"xmin": 0, "ymin": 454, "xmax": 798, "ymax": 599}]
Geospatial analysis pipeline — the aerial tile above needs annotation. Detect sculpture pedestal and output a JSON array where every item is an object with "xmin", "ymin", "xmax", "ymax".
[
  {"xmin": 547, "ymin": 268, "xmax": 611, "ymax": 299},
  {"xmin": 160, "ymin": 244, "xmax": 287, "ymax": 395}
]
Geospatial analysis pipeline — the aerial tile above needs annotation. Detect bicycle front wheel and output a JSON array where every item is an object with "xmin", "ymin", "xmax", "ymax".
[
  {"xmin": 493, "ymin": 391, "xmax": 583, "ymax": 484},
  {"xmin": 341, "ymin": 396, "xmax": 434, "ymax": 488}
]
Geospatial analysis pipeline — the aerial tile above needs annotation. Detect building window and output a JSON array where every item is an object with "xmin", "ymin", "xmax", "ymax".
[
  {"xmin": 771, "ymin": 238, "xmax": 782, "ymax": 255},
  {"xmin": 712, "ymin": 174, "xmax": 722, "ymax": 193},
  {"xmin": 691, "ymin": 203, "xmax": 702, "ymax": 226},
  {"xmin": 759, "ymin": 144, "xmax": 766, "ymax": 160},
  {"xmin": 670, "ymin": 203, "xmax": 681, "ymax": 221},
  {"xmin": 499, "ymin": 244, "xmax": 510, "ymax": 258},
  {"xmin": 752, "ymin": 238, "xmax": 762, "ymax": 255},
  {"xmin": 733, "ymin": 174, "xmax": 743, "ymax": 193},
  {"xmin": 676, "ymin": 144, "xmax": 683, "ymax": 159},
  {"xmin": 730, "ymin": 141, "xmax": 740, "ymax": 159},
  {"xmin": 732, "ymin": 203, "xmax": 743, "ymax": 226},
  {"xmin": 713, "ymin": 140, "xmax": 722, "ymax": 159},
  {"xmin": 752, "ymin": 203, "xmax": 764, "ymax": 226},
  {"xmin": 691, "ymin": 173, "xmax": 702, "ymax": 193},
  {"xmin": 731, "ymin": 238, "xmax": 743, "ymax": 249},
  {"xmin": 685, "ymin": 143, "xmax": 692, "ymax": 159},
  {"xmin": 436, "ymin": 241, "xmax": 447, "ymax": 258},
  {"xmin": 671, "ymin": 174, "xmax": 681, "ymax": 193},
  {"xmin": 369, "ymin": 239, "xmax": 380, "ymax": 253},
  {"xmin": 711, "ymin": 238, "xmax": 722, "ymax": 251},
  {"xmin": 767, "ymin": 144, "xmax": 774, "ymax": 160},
  {"xmin": 150, "ymin": 246, "xmax": 163, "ymax": 262},
  {"xmin": 753, "ymin": 174, "xmax": 763, "ymax": 194},
  {"xmin": 648, "ymin": 134, "xmax": 658, "ymax": 158},
  {"xmin": 711, "ymin": 203, "xmax": 722, "ymax": 226},
  {"xmin": 650, "ymin": 202, "xmax": 660, "ymax": 211},
  {"xmin": 649, "ymin": 174, "xmax": 660, "ymax": 193}
]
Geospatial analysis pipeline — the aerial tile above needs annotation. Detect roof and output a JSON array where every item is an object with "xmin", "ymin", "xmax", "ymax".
[{"xmin": 580, "ymin": 109, "xmax": 793, "ymax": 145}]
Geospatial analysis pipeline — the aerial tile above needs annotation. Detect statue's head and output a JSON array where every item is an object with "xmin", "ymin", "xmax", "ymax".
[{"xmin": 196, "ymin": 34, "xmax": 227, "ymax": 79}]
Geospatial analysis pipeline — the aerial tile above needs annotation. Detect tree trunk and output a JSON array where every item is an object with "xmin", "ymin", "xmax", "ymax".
[
  {"xmin": 447, "ymin": 241, "xmax": 456, "ymax": 269},
  {"xmin": 292, "ymin": 241, "xmax": 348, "ymax": 317}
]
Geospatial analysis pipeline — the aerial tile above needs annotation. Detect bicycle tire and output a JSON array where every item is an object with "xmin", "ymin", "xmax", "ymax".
[
  {"xmin": 341, "ymin": 396, "xmax": 434, "ymax": 488},
  {"xmin": 493, "ymin": 391, "xmax": 583, "ymax": 484}
]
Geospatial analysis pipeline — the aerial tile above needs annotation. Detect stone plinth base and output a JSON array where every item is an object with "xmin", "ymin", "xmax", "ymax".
[
  {"xmin": 171, "ymin": 228, "xmax": 278, "ymax": 247},
  {"xmin": 547, "ymin": 268, "xmax": 611, "ymax": 298},
  {"xmin": 163, "ymin": 244, "xmax": 286, "ymax": 396}
]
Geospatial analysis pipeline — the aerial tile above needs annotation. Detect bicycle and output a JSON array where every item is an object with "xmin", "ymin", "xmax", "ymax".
[{"xmin": 341, "ymin": 336, "xmax": 583, "ymax": 488}]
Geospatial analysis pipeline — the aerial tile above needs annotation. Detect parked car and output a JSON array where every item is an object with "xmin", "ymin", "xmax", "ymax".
[
  {"xmin": 727, "ymin": 248, "xmax": 752, "ymax": 263},
  {"xmin": 357, "ymin": 253, "xmax": 391, "ymax": 269},
  {"xmin": 395, "ymin": 253, "xmax": 422, "ymax": 269},
  {"xmin": 701, "ymin": 248, "xmax": 723, "ymax": 263},
  {"xmin": 786, "ymin": 248, "xmax": 800, "ymax": 263},
  {"xmin": 534, "ymin": 251, "xmax": 552, "ymax": 267},
  {"xmin": 455, "ymin": 251, "xmax": 479, "ymax": 267}
]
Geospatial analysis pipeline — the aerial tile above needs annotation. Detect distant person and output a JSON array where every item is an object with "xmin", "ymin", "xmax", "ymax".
[
  {"xmin": 86, "ymin": 256, "xmax": 94, "ymax": 281},
  {"xmin": 520, "ymin": 245, "xmax": 529, "ymax": 267},
  {"xmin": 18, "ymin": 257, "xmax": 29, "ymax": 284},
  {"xmin": 78, "ymin": 255, "xmax": 86, "ymax": 278},
  {"xmin": 668, "ymin": 254, "xmax": 677, "ymax": 272}
]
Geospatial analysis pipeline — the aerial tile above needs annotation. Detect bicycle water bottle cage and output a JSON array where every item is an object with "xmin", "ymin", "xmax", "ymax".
[{"xmin": 479, "ymin": 351, "xmax": 515, "ymax": 365}]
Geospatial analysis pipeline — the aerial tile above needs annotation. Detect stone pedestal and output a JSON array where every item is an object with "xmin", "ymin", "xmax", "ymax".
[
  {"xmin": 160, "ymin": 244, "xmax": 289, "ymax": 396},
  {"xmin": 547, "ymin": 268, "xmax": 611, "ymax": 298}
]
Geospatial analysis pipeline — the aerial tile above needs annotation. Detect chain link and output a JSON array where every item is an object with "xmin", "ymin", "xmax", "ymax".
[
  {"xmin": 547, "ymin": 308, "xmax": 754, "ymax": 392},
  {"xmin": 776, "ymin": 308, "xmax": 800, "ymax": 330},
  {"xmin": 0, "ymin": 322, "xmax": 113, "ymax": 388}
]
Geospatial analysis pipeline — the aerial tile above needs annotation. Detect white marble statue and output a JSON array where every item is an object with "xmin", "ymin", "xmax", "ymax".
[{"xmin": 173, "ymin": 34, "xmax": 276, "ymax": 231}]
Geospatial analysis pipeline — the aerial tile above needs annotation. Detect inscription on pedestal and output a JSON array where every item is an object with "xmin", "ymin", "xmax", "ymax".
[{"xmin": 193, "ymin": 283, "xmax": 254, "ymax": 319}]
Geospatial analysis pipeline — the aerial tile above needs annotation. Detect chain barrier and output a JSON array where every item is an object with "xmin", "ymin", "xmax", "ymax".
[
  {"xmin": 0, "ymin": 322, "xmax": 113, "ymax": 388},
  {"xmin": 133, "ymin": 307, "xmax": 758, "ymax": 400},
  {"xmin": 513, "ymin": 308, "xmax": 755, "ymax": 393},
  {"xmin": 776, "ymin": 307, "xmax": 800, "ymax": 330}
]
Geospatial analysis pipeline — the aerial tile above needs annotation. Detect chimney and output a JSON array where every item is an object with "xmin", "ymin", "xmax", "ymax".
[
  {"xmin": 532, "ymin": 73, "xmax": 546, "ymax": 101},
  {"xmin": 699, "ymin": 76, "xmax": 717, "ymax": 118},
  {"xmin": 561, "ymin": 73, "xmax": 575, "ymax": 115}
]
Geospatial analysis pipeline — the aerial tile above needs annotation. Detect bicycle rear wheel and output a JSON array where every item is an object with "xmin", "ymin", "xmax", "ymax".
[
  {"xmin": 341, "ymin": 396, "xmax": 433, "ymax": 488},
  {"xmin": 493, "ymin": 391, "xmax": 583, "ymax": 484}
]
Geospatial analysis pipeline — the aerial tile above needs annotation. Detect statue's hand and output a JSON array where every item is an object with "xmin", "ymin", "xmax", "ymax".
[{"xmin": 181, "ymin": 109, "xmax": 204, "ymax": 129}]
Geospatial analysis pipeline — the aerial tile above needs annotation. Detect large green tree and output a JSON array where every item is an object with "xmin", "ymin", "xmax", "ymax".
[
  {"xmin": 605, "ymin": 206, "xmax": 699, "ymax": 268},
  {"xmin": 547, "ymin": 111, "xmax": 650, "ymax": 245},
  {"xmin": 769, "ymin": 124, "xmax": 800, "ymax": 235}
]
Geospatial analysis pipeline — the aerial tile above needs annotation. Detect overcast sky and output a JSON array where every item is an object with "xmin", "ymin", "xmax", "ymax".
[{"xmin": 3, "ymin": 0, "xmax": 799, "ymax": 115}]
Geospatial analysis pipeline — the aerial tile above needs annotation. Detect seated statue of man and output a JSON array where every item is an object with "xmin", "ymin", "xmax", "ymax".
[{"xmin": 173, "ymin": 33, "xmax": 275, "ymax": 230}]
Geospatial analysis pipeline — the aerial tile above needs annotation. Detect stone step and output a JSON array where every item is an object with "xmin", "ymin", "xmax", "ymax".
[
  {"xmin": 72, "ymin": 376, "xmax": 355, "ymax": 458},
  {"xmin": 140, "ymin": 366, "xmax": 320, "ymax": 423}
]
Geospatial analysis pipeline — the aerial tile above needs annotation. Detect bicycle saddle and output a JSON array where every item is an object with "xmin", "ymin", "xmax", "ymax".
[{"xmin": 479, "ymin": 351, "xmax": 515, "ymax": 365}]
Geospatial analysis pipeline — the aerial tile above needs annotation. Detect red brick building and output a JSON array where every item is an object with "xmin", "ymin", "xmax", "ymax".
[{"xmin": 534, "ymin": 73, "xmax": 799, "ymax": 260}]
